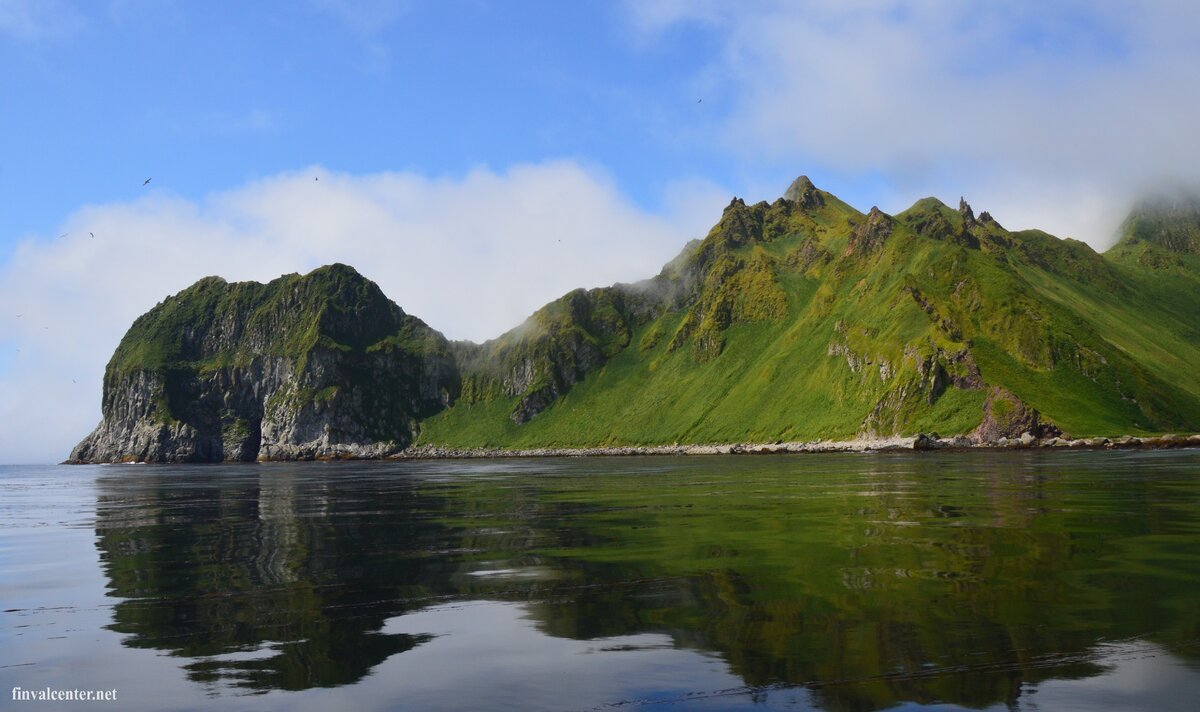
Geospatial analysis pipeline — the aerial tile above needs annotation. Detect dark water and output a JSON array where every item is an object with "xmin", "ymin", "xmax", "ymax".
[{"xmin": 3, "ymin": 451, "xmax": 1200, "ymax": 711}]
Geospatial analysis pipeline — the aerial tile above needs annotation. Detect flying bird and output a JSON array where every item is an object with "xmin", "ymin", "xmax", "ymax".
[
  {"xmin": 143, "ymin": 178, "xmax": 152, "ymax": 186},
  {"xmin": 697, "ymin": 98, "xmax": 702, "ymax": 103},
  {"xmin": 90, "ymin": 232, "xmax": 94, "ymax": 239},
  {"xmin": 58, "ymin": 233, "xmax": 68, "ymax": 239}
]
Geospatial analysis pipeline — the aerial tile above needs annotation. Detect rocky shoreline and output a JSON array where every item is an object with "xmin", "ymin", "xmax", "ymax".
[
  {"xmin": 68, "ymin": 432, "xmax": 1200, "ymax": 464},
  {"xmin": 388, "ymin": 432, "xmax": 1200, "ymax": 461}
]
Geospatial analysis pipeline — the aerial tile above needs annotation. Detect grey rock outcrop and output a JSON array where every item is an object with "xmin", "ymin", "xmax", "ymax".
[
  {"xmin": 69, "ymin": 265, "xmax": 458, "ymax": 463},
  {"xmin": 971, "ymin": 387, "xmax": 1060, "ymax": 443},
  {"xmin": 783, "ymin": 175, "xmax": 826, "ymax": 209}
]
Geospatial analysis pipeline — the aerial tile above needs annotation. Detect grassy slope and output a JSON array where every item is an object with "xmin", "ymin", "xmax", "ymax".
[{"xmin": 420, "ymin": 187, "xmax": 1200, "ymax": 447}]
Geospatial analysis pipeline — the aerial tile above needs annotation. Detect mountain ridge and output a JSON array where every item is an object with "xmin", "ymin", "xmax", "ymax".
[{"xmin": 69, "ymin": 177, "xmax": 1200, "ymax": 462}]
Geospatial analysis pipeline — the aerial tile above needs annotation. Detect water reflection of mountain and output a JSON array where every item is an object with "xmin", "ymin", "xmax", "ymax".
[
  {"xmin": 94, "ymin": 454, "xmax": 1200, "ymax": 709},
  {"xmin": 95, "ymin": 466, "xmax": 452, "ymax": 691},
  {"xmin": 520, "ymin": 455, "xmax": 1200, "ymax": 711}
]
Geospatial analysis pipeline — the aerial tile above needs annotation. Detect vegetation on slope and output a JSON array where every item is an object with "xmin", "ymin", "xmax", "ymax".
[
  {"xmin": 102, "ymin": 178, "xmax": 1200, "ymax": 455},
  {"xmin": 418, "ymin": 179, "xmax": 1200, "ymax": 447}
]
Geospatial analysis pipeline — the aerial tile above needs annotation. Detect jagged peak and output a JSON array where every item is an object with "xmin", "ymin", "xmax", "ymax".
[
  {"xmin": 845, "ymin": 206, "xmax": 894, "ymax": 256},
  {"xmin": 896, "ymin": 196, "xmax": 977, "ymax": 247},
  {"xmin": 783, "ymin": 175, "xmax": 815, "ymax": 197},
  {"xmin": 782, "ymin": 175, "xmax": 825, "ymax": 209},
  {"xmin": 900, "ymin": 196, "xmax": 1007, "ymax": 234},
  {"xmin": 959, "ymin": 197, "xmax": 975, "ymax": 224}
]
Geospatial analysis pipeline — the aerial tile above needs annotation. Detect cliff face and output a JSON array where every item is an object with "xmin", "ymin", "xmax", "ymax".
[
  {"xmin": 452, "ymin": 286, "xmax": 656, "ymax": 425},
  {"xmin": 71, "ymin": 178, "xmax": 1200, "ymax": 461},
  {"xmin": 69, "ymin": 264, "xmax": 458, "ymax": 463}
]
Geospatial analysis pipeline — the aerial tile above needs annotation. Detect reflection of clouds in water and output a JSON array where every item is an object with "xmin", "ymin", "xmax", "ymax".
[
  {"xmin": 373, "ymin": 600, "xmax": 815, "ymax": 712},
  {"xmin": 370, "ymin": 605, "xmax": 1200, "ymax": 712},
  {"xmin": 59, "ymin": 454, "xmax": 1200, "ymax": 710},
  {"xmin": 1029, "ymin": 641, "xmax": 1200, "ymax": 712}
]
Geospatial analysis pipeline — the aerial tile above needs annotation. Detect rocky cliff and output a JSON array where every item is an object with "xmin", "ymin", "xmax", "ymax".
[
  {"xmin": 71, "ymin": 177, "xmax": 1200, "ymax": 461},
  {"xmin": 69, "ymin": 264, "xmax": 458, "ymax": 462}
]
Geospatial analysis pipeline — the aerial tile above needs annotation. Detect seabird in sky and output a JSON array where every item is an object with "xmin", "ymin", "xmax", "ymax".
[{"xmin": 143, "ymin": 178, "xmax": 152, "ymax": 186}]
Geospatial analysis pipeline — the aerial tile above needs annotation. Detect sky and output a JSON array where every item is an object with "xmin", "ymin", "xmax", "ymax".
[{"xmin": 3, "ymin": 0, "xmax": 1200, "ymax": 463}]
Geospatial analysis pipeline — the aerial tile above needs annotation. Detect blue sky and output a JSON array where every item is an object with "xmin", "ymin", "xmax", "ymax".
[
  {"xmin": 4, "ymin": 0, "xmax": 1200, "ymax": 463},
  {"xmin": 1, "ymin": 1, "xmax": 734, "ymax": 243}
]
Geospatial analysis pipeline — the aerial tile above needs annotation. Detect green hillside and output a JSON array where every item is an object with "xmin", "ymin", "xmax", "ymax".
[
  {"xmin": 418, "ymin": 178, "xmax": 1200, "ymax": 447},
  {"xmin": 79, "ymin": 177, "xmax": 1200, "ymax": 462}
]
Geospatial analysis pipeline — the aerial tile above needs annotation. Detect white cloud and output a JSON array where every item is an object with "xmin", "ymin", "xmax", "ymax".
[
  {"xmin": 0, "ymin": 162, "xmax": 726, "ymax": 464},
  {"xmin": 628, "ymin": 0, "xmax": 1200, "ymax": 246}
]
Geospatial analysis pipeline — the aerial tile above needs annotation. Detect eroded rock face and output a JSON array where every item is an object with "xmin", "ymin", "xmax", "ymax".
[
  {"xmin": 506, "ymin": 327, "xmax": 608, "ymax": 425},
  {"xmin": 845, "ymin": 207, "xmax": 894, "ymax": 256},
  {"xmin": 970, "ymin": 387, "xmax": 1061, "ymax": 443},
  {"xmin": 69, "ymin": 265, "xmax": 459, "ymax": 463}
]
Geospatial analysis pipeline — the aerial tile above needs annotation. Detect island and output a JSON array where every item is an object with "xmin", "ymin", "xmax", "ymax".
[{"xmin": 69, "ymin": 177, "xmax": 1200, "ymax": 462}]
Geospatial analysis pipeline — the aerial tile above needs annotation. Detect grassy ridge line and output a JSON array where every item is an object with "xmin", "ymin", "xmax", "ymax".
[
  {"xmin": 418, "ymin": 183, "xmax": 1200, "ymax": 448},
  {"xmin": 97, "ymin": 179, "xmax": 1200, "ymax": 455}
]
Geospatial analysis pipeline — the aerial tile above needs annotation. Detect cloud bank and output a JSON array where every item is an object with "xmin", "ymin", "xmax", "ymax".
[
  {"xmin": 629, "ymin": 0, "xmax": 1200, "ymax": 246},
  {"xmin": 0, "ymin": 162, "xmax": 727, "ymax": 463}
]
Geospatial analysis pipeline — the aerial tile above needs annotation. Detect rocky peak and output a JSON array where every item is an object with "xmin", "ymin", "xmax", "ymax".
[
  {"xmin": 783, "ymin": 175, "xmax": 825, "ymax": 209},
  {"xmin": 846, "ymin": 206, "xmax": 894, "ymax": 256},
  {"xmin": 959, "ymin": 197, "xmax": 976, "ymax": 226}
]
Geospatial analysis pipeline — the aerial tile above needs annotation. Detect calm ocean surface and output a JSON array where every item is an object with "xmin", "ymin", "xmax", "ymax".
[{"xmin": 2, "ymin": 451, "xmax": 1199, "ymax": 711}]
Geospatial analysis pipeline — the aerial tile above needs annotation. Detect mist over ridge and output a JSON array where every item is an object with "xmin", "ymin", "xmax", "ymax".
[{"xmin": 68, "ymin": 174, "xmax": 1200, "ymax": 462}]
